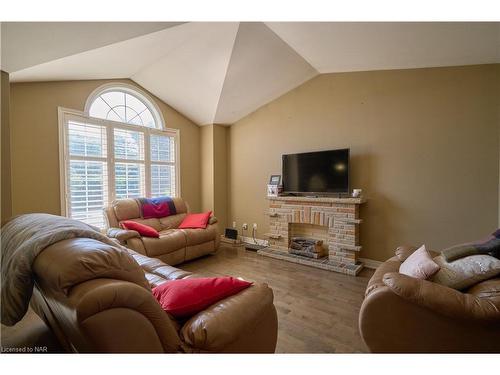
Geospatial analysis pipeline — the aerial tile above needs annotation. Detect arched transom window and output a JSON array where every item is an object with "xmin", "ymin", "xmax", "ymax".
[
  {"xmin": 88, "ymin": 89, "xmax": 158, "ymax": 128},
  {"xmin": 58, "ymin": 84, "xmax": 179, "ymax": 227}
]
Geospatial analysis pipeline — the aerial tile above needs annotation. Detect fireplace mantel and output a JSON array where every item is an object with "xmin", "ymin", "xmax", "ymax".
[
  {"xmin": 266, "ymin": 195, "xmax": 366, "ymax": 205},
  {"xmin": 258, "ymin": 195, "xmax": 366, "ymax": 276}
]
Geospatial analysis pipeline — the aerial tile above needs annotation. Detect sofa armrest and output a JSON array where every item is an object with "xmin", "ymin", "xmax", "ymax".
[
  {"xmin": 69, "ymin": 278, "xmax": 181, "ymax": 353},
  {"xmin": 180, "ymin": 283, "xmax": 277, "ymax": 352},
  {"xmin": 208, "ymin": 216, "xmax": 218, "ymax": 225},
  {"xmin": 107, "ymin": 227, "xmax": 140, "ymax": 244},
  {"xmin": 383, "ymin": 272, "xmax": 500, "ymax": 321}
]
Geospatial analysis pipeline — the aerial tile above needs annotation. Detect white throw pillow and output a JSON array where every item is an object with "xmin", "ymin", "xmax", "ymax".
[
  {"xmin": 431, "ymin": 254, "xmax": 500, "ymax": 290},
  {"xmin": 399, "ymin": 244, "xmax": 440, "ymax": 279}
]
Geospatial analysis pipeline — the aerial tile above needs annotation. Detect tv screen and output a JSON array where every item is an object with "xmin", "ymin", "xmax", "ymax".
[{"xmin": 282, "ymin": 149, "xmax": 349, "ymax": 194}]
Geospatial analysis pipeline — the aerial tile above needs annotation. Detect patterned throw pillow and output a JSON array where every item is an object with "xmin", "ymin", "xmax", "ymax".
[{"xmin": 431, "ymin": 254, "xmax": 500, "ymax": 290}]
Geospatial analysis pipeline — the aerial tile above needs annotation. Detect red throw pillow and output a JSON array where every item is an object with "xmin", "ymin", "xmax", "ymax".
[
  {"xmin": 152, "ymin": 277, "xmax": 252, "ymax": 318},
  {"xmin": 178, "ymin": 211, "xmax": 212, "ymax": 229},
  {"xmin": 120, "ymin": 220, "xmax": 159, "ymax": 238}
]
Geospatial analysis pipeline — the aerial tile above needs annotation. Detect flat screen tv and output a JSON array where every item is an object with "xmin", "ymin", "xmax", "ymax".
[{"xmin": 282, "ymin": 149, "xmax": 349, "ymax": 195}]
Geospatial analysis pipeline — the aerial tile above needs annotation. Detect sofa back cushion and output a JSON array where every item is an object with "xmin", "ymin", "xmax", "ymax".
[
  {"xmin": 33, "ymin": 238, "xmax": 150, "ymax": 295},
  {"xmin": 160, "ymin": 213, "xmax": 187, "ymax": 230},
  {"xmin": 109, "ymin": 198, "xmax": 190, "ymax": 231},
  {"xmin": 113, "ymin": 199, "xmax": 141, "ymax": 221}
]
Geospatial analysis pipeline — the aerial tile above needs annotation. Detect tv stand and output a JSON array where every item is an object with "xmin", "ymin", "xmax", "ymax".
[{"xmin": 260, "ymin": 195, "xmax": 366, "ymax": 276}]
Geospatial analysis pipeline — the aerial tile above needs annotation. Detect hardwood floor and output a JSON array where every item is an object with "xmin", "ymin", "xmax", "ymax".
[{"xmin": 181, "ymin": 243, "xmax": 374, "ymax": 353}]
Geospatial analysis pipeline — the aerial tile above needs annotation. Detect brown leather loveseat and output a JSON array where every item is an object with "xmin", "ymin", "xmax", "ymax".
[
  {"xmin": 30, "ymin": 237, "xmax": 278, "ymax": 353},
  {"xmin": 359, "ymin": 245, "xmax": 500, "ymax": 353},
  {"xmin": 104, "ymin": 197, "xmax": 220, "ymax": 265}
]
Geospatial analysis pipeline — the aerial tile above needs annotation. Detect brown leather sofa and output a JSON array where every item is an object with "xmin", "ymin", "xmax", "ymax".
[
  {"xmin": 104, "ymin": 197, "xmax": 220, "ymax": 265},
  {"xmin": 30, "ymin": 237, "xmax": 278, "ymax": 353},
  {"xmin": 359, "ymin": 245, "xmax": 500, "ymax": 353}
]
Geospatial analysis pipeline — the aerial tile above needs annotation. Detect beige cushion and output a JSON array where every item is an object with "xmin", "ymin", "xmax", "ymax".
[
  {"xmin": 180, "ymin": 226, "xmax": 218, "ymax": 246},
  {"xmin": 142, "ymin": 229, "xmax": 187, "ymax": 257},
  {"xmin": 431, "ymin": 254, "xmax": 500, "ymax": 290},
  {"xmin": 159, "ymin": 214, "xmax": 187, "ymax": 230},
  {"xmin": 113, "ymin": 199, "xmax": 141, "ymax": 221},
  {"xmin": 399, "ymin": 244, "xmax": 440, "ymax": 279},
  {"xmin": 172, "ymin": 198, "xmax": 188, "ymax": 214},
  {"xmin": 33, "ymin": 238, "xmax": 150, "ymax": 294}
]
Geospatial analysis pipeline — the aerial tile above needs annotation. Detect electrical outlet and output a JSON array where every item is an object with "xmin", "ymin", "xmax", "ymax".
[
  {"xmin": 253, "ymin": 223, "xmax": 258, "ymax": 230},
  {"xmin": 232, "ymin": 221, "xmax": 237, "ymax": 228},
  {"xmin": 242, "ymin": 223, "xmax": 248, "ymax": 230}
]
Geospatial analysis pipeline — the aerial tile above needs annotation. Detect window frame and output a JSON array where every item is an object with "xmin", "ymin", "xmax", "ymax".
[{"xmin": 58, "ymin": 105, "xmax": 180, "ymax": 224}]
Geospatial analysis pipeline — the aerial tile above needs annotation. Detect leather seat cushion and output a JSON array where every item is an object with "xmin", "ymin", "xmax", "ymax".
[
  {"xmin": 142, "ymin": 229, "xmax": 187, "ymax": 257},
  {"xmin": 181, "ymin": 226, "xmax": 217, "ymax": 246}
]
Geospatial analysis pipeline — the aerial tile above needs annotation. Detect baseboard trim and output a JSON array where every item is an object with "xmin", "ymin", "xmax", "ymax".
[{"xmin": 358, "ymin": 258, "xmax": 382, "ymax": 269}]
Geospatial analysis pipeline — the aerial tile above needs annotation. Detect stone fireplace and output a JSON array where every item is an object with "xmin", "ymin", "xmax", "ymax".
[{"xmin": 258, "ymin": 196, "xmax": 365, "ymax": 276}]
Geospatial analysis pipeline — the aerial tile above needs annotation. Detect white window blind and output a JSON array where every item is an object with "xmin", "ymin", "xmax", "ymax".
[
  {"xmin": 66, "ymin": 121, "xmax": 109, "ymax": 228},
  {"xmin": 60, "ymin": 104, "xmax": 179, "ymax": 228},
  {"xmin": 150, "ymin": 134, "xmax": 176, "ymax": 198}
]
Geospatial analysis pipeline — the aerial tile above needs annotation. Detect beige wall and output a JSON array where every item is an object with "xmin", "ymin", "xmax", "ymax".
[
  {"xmin": 200, "ymin": 124, "xmax": 228, "ymax": 228},
  {"xmin": 1, "ymin": 71, "xmax": 12, "ymax": 224},
  {"xmin": 213, "ymin": 124, "xmax": 228, "ymax": 229},
  {"xmin": 9, "ymin": 79, "xmax": 201, "ymax": 217},
  {"xmin": 200, "ymin": 125, "xmax": 214, "ymax": 212},
  {"xmin": 228, "ymin": 64, "xmax": 500, "ymax": 262}
]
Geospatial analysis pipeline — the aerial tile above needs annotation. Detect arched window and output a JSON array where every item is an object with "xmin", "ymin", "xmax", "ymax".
[
  {"xmin": 58, "ymin": 84, "xmax": 179, "ymax": 227},
  {"xmin": 87, "ymin": 85, "xmax": 162, "ymax": 129}
]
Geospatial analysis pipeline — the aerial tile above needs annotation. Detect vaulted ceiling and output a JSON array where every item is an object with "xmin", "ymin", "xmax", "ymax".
[{"xmin": 2, "ymin": 22, "xmax": 499, "ymax": 125}]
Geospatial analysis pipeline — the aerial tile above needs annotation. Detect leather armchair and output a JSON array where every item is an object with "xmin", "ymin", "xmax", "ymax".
[
  {"xmin": 30, "ymin": 238, "xmax": 278, "ymax": 353},
  {"xmin": 359, "ymin": 246, "xmax": 500, "ymax": 353},
  {"xmin": 104, "ymin": 197, "xmax": 220, "ymax": 265}
]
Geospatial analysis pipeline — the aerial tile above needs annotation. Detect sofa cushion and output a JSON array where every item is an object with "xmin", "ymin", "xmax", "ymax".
[
  {"xmin": 121, "ymin": 220, "xmax": 159, "ymax": 238},
  {"xmin": 33, "ymin": 238, "xmax": 150, "ymax": 295},
  {"xmin": 159, "ymin": 213, "xmax": 187, "ymax": 230},
  {"xmin": 431, "ymin": 255, "xmax": 500, "ymax": 290},
  {"xmin": 113, "ymin": 199, "xmax": 141, "ymax": 221},
  {"xmin": 178, "ymin": 211, "xmax": 212, "ymax": 229},
  {"xmin": 181, "ymin": 225, "xmax": 218, "ymax": 246},
  {"xmin": 152, "ymin": 277, "xmax": 252, "ymax": 318},
  {"xmin": 171, "ymin": 197, "xmax": 189, "ymax": 214},
  {"xmin": 399, "ymin": 244, "xmax": 440, "ymax": 279},
  {"xmin": 141, "ymin": 229, "xmax": 187, "ymax": 257}
]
